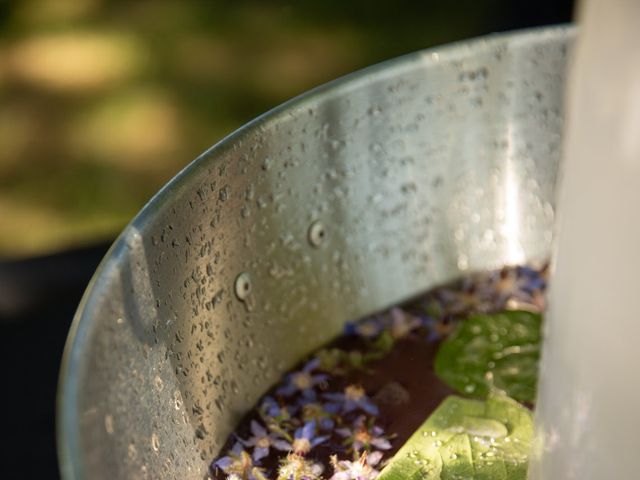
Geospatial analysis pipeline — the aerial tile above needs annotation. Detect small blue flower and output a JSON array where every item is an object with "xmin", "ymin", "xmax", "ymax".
[
  {"xmin": 335, "ymin": 416, "xmax": 392, "ymax": 453},
  {"xmin": 298, "ymin": 398, "xmax": 339, "ymax": 431},
  {"xmin": 213, "ymin": 442, "xmax": 268, "ymax": 480},
  {"xmin": 324, "ymin": 385, "xmax": 379, "ymax": 416},
  {"xmin": 282, "ymin": 420, "xmax": 330, "ymax": 455},
  {"xmin": 241, "ymin": 420, "xmax": 292, "ymax": 461},
  {"xmin": 277, "ymin": 358, "xmax": 329, "ymax": 400},
  {"xmin": 213, "ymin": 442, "xmax": 242, "ymax": 471},
  {"xmin": 260, "ymin": 396, "xmax": 297, "ymax": 420}
]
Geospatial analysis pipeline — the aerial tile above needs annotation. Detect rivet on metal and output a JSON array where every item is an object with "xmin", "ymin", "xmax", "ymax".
[
  {"xmin": 308, "ymin": 221, "xmax": 326, "ymax": 248},
  {"xmin": 234, "ymin": 272, "xmax": 252, "ymax": 301}
]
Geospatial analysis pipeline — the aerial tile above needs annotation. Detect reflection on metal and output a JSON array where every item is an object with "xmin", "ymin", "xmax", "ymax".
[
  {"xmin": 504, "ymin": 124, "xmax": 526, "ymax": 265},
  {"xmin": 58, "ymin": 27, "xmax": 573, "ymax": 479}
]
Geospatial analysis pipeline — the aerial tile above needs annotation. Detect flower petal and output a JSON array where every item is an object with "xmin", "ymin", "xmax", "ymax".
[
  {"xmin": 312, "ymin": 373, "xmax": 330, "ymax": 384},
  {"xmin": 300, "ymin": 420, "xmax": 316, "ymax": 439},
  {"xmin": 277, "ymin": 383, "xmax": 297, "ymax": 397},
  {"xmin": 304, "ymin": 357, "xmax": 321, "ymax": 372},
  {"xmin": 259, "ymin": 397, "xmax": 280, "ymax": 417},
  {"xmin": 359, "ymin": 399, "xmax": 379, "ymax": 416},
  {"xmin": 330, "ymin": 472, "xmax": 350, "ymax": 480},
  {"xmin": 250, "ymin": 420, "xmax": 267, "ymax": 438},
  {"xmin": 311, "ymin": 435, "xmax": 330, "ymax": 448},
  {"xmin": 241, "ymin": 437, "xmax": 255, "ymax": 447},
  {"xmin": 230, "ymin": 442, "xmax": 244, "ymax": 455},
  {"xmin": 252, "ymin": 446, "xmax": 269, "ymax": 462},
  {"xmin": 371, "ymin": 438, "xmax": 392, "ymax": 450},
  {"xmin": 301, "ymin": 389, "xmax": 318, "ymax": 401},
  {"xmin": 319, "ymin": 417, "xmax": 335, "ymax": 430},
  {"xmin": 213, "ymin": 456, "xmax": 233, "ymax": 471},
  {"xmin": 272, "ymin": 439, "xmax": 292, "ymax": 451},
  {"xmin": 367, "ymin": 450, "xmax": 383, "ymax": 466},
  {"xmin": 324, "ymin": 402, "xmax": 341, "ymax": 414}
]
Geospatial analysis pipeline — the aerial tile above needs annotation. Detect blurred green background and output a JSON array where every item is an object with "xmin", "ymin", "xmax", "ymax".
[{"xmin": 0, "ymin": 0, "xmax": 572, "ymax": 258}]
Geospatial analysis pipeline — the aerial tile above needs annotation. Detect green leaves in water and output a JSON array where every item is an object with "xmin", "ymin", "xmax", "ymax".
[
  {"xmin": 378, "ymin": 311, "xmax": 540, "ymax": 478},
  {"xmin": 434, "ymin": 310, "xmax": 542, "ymax": 403},
  {"xmin": 378, "ymin": 393, "xmax": 533, "ymax": 480}
]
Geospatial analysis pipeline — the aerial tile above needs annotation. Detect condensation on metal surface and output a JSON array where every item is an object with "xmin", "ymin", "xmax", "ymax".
[{"xmin": 58, "ymin": 27, "xmax": 573, "ymax": 479}]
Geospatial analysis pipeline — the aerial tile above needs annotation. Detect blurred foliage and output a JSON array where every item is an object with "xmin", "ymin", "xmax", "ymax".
[{"xmin": 0, "ymin": 0, "xmax": 571, "ymax": 257}]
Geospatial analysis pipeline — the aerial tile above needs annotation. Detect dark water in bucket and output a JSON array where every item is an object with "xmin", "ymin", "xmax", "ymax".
[{"xmin": 210, "ymin": 265, "xmax": 547, "ymax": 480}]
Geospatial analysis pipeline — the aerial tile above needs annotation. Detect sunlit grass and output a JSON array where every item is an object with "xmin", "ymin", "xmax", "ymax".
[
  {"xmin": 0, "ymin": 0, "xmax": 496, "ymax": 257},
  {"xmin": 2, "ymin": 30, "xmax": 147, "ymax": 93},
  {"xmin": 0, "ymin": 194, "xmax": 129, "ymax": 256},
  {"xmin": 67, "ymin": 87, "xmax": 182, "ymax": 170}
]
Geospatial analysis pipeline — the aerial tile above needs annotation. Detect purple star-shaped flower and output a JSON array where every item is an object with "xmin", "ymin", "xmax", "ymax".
[
  {"xmin": 240, "ymin": 420, "xmax": 291, "ymax": 461},
  {"xmin": 335, "ymin": 416, "xmax": 392, "ymax": 453},
  {"xmin": 213, "ymin": 442, "xmax": 244, "ymax": 471},
  {"xmin": 259, "ymin": 395, "xmax": 297, "ymax": 420},
  {"xmin": 212, "ymin": 442, "xmax": 268, "ymax": 480},
  {"xmin": 324, "ymin": 385, "xmax": 379, "ymax": 416},
  {"xmin": 277, "ymin": 358, "xmax": 329, "ymax": 400},
  {"xmin": 282, "ymin": 420, "xmax": 330, "ymax": 455},
  {"xmin": 298, "ymin": 397, "xmax": 340, "ymax": 431}
]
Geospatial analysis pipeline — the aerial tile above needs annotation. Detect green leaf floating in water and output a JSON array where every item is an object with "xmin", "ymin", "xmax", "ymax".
[
  {"xmin": 434, "ymin": 310, "xmax": 542, "ymax": 403},
  {"xmin": 378, "ymin": 393, "xmax": 533, "ymax": 480}
]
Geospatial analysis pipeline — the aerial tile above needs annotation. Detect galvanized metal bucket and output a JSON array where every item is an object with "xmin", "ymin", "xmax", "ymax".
[{"xmin": 58, "ymin": 26, "xmax": 573, "ymax": 479}]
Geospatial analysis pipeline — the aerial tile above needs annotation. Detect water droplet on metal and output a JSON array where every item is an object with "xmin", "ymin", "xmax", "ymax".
[
  {"xmin": 154, "ymin": 375, "xmax": 164, "ymax": 392},
  {"xmin": 308, "ymin": 221, "xmax": 326, "ymax": 248},
  {"xmin": 128, "ymin": 443, "xmax": 137, "ymax": 460},
  {"xmin": 219, "ymin": 185, "xmax": 230, "ymax": 202},
  {"xmin": 174, "ymin": 390, "xmax": 183, "ymax": 410},
  {"xmin": 104, "ymin": 414, "xmax": 114, "ymax": 434}
]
